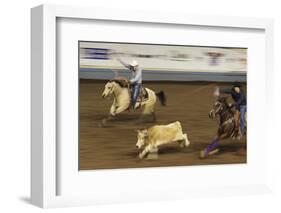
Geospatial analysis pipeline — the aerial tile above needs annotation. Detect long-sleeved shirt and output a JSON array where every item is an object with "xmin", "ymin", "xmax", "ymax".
[
  {"xmin": 118, "ymin": 58, "xmax": 142, "ymax": 84},
  {"xmin": 220, "ymin": 87, "xmax": 246, "ymax": 109}
]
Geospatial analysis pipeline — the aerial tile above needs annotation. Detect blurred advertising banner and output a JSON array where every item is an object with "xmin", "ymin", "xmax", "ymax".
[
  {"xmin": 80, "ymin": 41, "xmax": 246, "ymax": 73},
  {"xmin": 79, "ymin": 41, "xmax": 246, "ymax": 82}
]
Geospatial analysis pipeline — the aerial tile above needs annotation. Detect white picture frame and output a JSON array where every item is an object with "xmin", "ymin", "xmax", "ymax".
[{"xmin": 31, "ymin": 4, "xmax": 274, "ymax": 208}]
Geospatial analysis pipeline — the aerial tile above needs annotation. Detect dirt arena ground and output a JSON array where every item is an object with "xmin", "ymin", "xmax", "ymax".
[{"xmin": 79, "ymin": 79, "xmax": 246, "ymax": 170}]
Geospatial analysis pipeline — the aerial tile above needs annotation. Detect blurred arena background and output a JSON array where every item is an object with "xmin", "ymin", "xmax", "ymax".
[{"xmin": 79, "ymin": 41, "xmax": 247, "ymax": 82}]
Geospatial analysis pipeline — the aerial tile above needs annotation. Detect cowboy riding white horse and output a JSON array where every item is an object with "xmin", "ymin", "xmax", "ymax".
[{"xmin": 101, "ymin": 58, "xmax": 166, "ymax": 125}]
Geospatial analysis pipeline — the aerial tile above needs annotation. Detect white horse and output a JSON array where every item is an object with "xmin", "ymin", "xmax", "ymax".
[{"xmin": 101, "ymin": 80, "xmax": 166, "ymax": 125}]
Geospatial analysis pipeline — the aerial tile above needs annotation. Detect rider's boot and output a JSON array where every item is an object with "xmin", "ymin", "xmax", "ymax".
[
  {"xmin": 127, "ymin": 104, "xmax": 134, "ymax": 111},
  {"xmin": 129, "ymin": 102, "xmax": 136, "ymax": 111}
]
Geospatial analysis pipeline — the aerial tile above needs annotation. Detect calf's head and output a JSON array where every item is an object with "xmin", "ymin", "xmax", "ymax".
[{"xmin": 136, "ymin": 129, "xmax": 148, "ymax": 149}]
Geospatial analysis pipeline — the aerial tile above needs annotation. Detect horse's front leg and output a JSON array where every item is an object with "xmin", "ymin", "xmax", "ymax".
[
  {"xmin": 107, "ymin": 103, "xmax": 125, "ymax": 119},
  {"xmin": 102, "ymin": 104, "xmax": 127, "ymax": 125},
  {"xmin": 109, "ymin": 103, "xmax": 118, "ymax": 116},
  {"xmin": 111, "ymin": 104, "xmax": 128, "ymax": 116},
  {"xmin": 100, "ymin": 114, "xmax": 115, "ymax": 127},
  {"xmin": 100, "ymin": 104, "xmax": 117, "ymax": 127},
  {"xmin": 200, "ymin": 136, "xmax": 220, "ymax": 158},
  {"xmin": 200, "ymin": 132, "xmax": 229, "ymax": 158}
]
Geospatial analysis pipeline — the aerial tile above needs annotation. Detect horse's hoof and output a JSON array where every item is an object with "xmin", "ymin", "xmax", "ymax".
[
  {"xmin": 100, "ymin": 119, "xmax": 107, "ymax": 127},
  {"xmin": 209, "ymin": 148, "xmax": 219, "ymax": 156},
  {"xmin": 199, "ymin": 150, "xmax": 207, "ymax": 159},
  {"xmin": 199, "ymin": 149, "xmax": 219, "ymax": 159},
  {"xmin": 179, "ymin": 143, "xmax": 185, "ymax": 148}
]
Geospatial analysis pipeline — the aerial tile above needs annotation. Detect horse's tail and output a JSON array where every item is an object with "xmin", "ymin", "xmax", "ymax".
[{"xmin": 156, "ymin": 90, "xmax": 166, "ymax": 106}]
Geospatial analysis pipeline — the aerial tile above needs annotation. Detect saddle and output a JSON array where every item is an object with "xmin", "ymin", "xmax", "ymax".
[
  {"xmin": 112, "ymin": 78, "xmax": 149, "ymax": 105},
  {"xmin": 134, "ymin": 87, "xmax": 149, "ymax": 102}
]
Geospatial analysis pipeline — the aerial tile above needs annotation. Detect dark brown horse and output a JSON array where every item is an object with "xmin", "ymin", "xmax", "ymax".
[{"xmin": 200, "ymin": 96, "xmax": 241, "ymax": 158}]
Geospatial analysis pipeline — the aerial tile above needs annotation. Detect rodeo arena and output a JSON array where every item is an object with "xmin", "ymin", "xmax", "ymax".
[{"xmin": 79, "ymin": 41, "xmax": 247, "ymax": 170}]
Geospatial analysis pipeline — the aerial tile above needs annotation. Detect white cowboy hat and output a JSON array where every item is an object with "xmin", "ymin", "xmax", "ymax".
[{"xmin": 130, "ymin": 60, "xmax": 139, "ymax": 67}]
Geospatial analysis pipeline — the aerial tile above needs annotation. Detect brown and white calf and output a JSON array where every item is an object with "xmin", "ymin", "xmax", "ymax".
[{"xmin": 136, "ymin": 121, "xmax": 190, "ymax": 159}]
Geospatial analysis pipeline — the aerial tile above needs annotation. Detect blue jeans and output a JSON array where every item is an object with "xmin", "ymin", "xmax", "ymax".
[
  {"xmin": 240, "ymin": 105, "xmax": 247, "ymax": 135},
  {"xmin": 131, "ymin": 83, "xmax": 141, "ymax": 108}
]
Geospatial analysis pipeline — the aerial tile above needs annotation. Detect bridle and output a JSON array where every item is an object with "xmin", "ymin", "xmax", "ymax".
[
  {"xmin": 105, "ymin": 83, "xmax": 115, "ymax": 97},
  {"xmin": 214, "ymin": 101, "xmax": 224, "ymax": 115},
  {"xmin": 213, "ymin": 100, "xmax": 235, "ymax": 128},
  {"xmin": 211, "ymin": 100, "xmax": 230, "ymax": 118}
]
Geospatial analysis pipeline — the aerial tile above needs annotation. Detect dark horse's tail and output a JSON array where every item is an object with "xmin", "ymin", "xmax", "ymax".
[{"xmin": 156, "ymin": 91, "xmax": 166, "ymax": 106}]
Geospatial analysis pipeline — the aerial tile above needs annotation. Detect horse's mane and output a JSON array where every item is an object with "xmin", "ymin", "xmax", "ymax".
[
  {"xmin": 218, "ymin": 96, "xmax": 231, "ymax": 110},
  {"xmin": 109, "ymin": 79, "xmax": 128, "ymax": 88}
]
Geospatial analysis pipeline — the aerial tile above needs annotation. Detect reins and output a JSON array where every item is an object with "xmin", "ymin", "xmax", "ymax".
[{"xmin": 214, "ymin": 101, "xmax": 235, "ymax": 128}]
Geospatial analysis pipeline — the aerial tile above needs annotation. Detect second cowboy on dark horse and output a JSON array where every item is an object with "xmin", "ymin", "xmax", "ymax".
[
  {"xmin": 215, "ymin": 82, "xmax": 247, "ymax": 138},
  {"xmin": 116, "ymin": 57, "xmax": 142, "ymax": 110}
]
